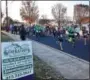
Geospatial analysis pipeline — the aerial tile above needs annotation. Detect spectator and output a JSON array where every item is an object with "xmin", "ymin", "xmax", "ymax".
[
  {"xmin": 10, "ymin": 24, "xmax": 14, "ymax": 34},
  {"xmin": 14, "ymin": 26, "xmax": 18, "ymax": 34},
  {"xmin": 19, "ymin": 24, "xmax": 27, "ymax": 40},
  {"xmin": 6, "ymin": 26, "xmax": 10, "ymax": 32}
]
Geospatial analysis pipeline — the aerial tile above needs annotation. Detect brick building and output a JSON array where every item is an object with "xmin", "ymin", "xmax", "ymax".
[{"xmin": 73, "ymin": 4, "xmax": 89, "ymax": 24}]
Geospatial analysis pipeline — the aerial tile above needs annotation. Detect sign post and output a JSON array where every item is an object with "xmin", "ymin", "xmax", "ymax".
[{"xmin": 1, "ymin": 41, "xmax": 34, "ymax": 80}]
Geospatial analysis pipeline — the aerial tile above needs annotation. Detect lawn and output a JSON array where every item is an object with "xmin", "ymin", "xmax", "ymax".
[
  {"xmin": 1, "ymin": 33, "xmax": 13, "ymax": 42},
  {"xmin": 34, "ymin": 56, "xmax": 64, "ymax": 80}
]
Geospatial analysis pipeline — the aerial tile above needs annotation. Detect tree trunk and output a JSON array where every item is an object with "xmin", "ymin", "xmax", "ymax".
[
  {"xmin": 78, "ymin": 20, "xmax": 82, "ymax": 29},
  {"xmin": 79, "ymin": 22, "xmax": 82, "ymax": 29},
  {"xmin": 29, "ymin": 21, "xmax": 31, "ymax": 27},
  {"xmin": 58, "ymin": 21, "xmax": 60, "ymax": 28}
]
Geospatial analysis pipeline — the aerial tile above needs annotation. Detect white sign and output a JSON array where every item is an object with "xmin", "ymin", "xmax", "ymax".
[{"xmin": 2, "ymin": 41, "xmax": 33, "ymax": 80}]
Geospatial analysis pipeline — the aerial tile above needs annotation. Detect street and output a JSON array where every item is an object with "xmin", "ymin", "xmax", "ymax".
[{"xmin": 28, "ymin": 35, "xmax": 90, "ymax": 62}]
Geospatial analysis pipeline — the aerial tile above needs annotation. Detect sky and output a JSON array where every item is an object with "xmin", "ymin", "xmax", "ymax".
[{"xmin": 1, "ymin": 1, "xmax": 89, "ymax": 22}]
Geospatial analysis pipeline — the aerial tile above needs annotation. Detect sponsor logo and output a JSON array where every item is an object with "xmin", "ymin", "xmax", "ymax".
[{"xmin": 4, "ymin": 43, "xmax": 30, "ymax": 57}]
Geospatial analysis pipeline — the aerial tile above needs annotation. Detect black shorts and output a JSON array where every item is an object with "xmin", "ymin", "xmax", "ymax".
[
  {"xmin": 69, "ymin": 35, "xmax": 75, "ymax": 38},
  {"xmin": 83, "ymin": 35, "xmax": 87, "ymax": 38},
  {"xmin": 58, "ymin": 37, "xmax": 63, "ymax": 42}
]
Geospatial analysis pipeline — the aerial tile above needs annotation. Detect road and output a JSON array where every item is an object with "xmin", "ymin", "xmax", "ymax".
[{"xmin": 28, "ymin": 35, "xmax": 90, "ymax": 62}]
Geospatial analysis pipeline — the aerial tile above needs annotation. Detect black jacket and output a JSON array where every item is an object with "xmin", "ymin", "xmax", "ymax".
[{"xmin": 19, "ymin": 27, "xmax": 27, "ymax": 40}]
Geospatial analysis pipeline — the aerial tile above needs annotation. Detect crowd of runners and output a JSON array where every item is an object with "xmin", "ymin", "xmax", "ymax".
[{"xmin": 2, "ymin": 23, "xmax": 90, "ymax": 50}]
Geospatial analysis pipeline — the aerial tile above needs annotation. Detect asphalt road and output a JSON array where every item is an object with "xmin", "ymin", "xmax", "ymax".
[{"xmin": 28, "ymin": 35, "xmax": 90, "ymax": 62}]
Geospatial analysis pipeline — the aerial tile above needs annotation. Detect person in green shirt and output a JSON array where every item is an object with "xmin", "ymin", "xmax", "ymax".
[
  {"xmin": 34, "ymin": 25, "xmax": 41, "ymax": 38},
  {"xmin": 67, "ymin": 26, "xmax": 76, "ymax": 47}
]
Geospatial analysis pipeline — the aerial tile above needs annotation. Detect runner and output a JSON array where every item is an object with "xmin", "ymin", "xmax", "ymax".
[
  {"xmin": 74, "ymin": 25, "xmax": 80, "ymax": 40},
  {"xmin": 82, "ymin": 26, "xmax": 88, "ymax": 45},
  {"xmin": 67, "ymin": 26, "xmax": 76, "ymax": 47},
  {"xmin": 57, "ymin": 27, "xmax": 63, "ymax": 50},
  {"xmin": 53, "ymin": 27, "xmax": 56, "ymax": 37},
  {"xmin": 34, "ymin": 25, "xmax": 41, "ymax": 38}
]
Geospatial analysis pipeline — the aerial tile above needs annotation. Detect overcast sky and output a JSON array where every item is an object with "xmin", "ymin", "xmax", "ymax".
[{"xmin": 1, "ymin": 1, "xmax": 89, "ymax": 22}]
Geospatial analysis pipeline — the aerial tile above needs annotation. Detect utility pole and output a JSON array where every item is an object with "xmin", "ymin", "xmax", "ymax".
[
  {"xmin": 89, "ymin": 1, "xmax": 90, "ymax": 34},
  {"xmin": 6, "ymin": 0, "xmax": 8, "ymax": 27},
  {"xmin": 28, "ymin": 2, "xmax": 31, "ymax": 26}
]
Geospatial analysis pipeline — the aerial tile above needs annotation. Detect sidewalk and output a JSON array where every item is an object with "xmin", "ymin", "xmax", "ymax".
[{"xmin": 2, "ymin": 31, "xmax": 89, "ymax": 79}]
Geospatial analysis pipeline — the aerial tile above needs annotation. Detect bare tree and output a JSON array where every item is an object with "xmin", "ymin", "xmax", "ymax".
[
  {"xmin": 52, "ymin": 3, "xmax": 67, "ymax": 27},
  {"xmin": 64, "ymin": 16, "xmax": 72, "ymax": 26},
  {"xmin": 20, "ymin": 1, "xmax": 39, "ymax": 24}
]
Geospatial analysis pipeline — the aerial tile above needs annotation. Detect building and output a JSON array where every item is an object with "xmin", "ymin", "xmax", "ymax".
[
  {"xmin": 81, "ymin": 17, "xmax": 90, "ymax": 24},
  {"xmin": 38, "ymin": 18, "xmax": 73, "ymax": 27},
  {"xmin": 73, "ymin": 4, "xmax": 89, "ymax": 24},
  {"xmin": 81, "ymin": 17, "xmax": 90, "ymax": 31}
]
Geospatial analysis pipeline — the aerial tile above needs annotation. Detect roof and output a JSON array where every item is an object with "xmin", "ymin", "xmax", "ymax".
[{"xmin": 75, "ymin": 4, "xmax": 89, "ymax": 8}]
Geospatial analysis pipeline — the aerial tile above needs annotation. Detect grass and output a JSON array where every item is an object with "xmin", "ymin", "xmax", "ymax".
[
  {"xmin": 34, "ymin": 56, "xmax": 64, "ymax": 80},
  {"xmin": 1, "ymin": 33, "xmax": 13, "ymax": 42},
  {"xmin": 1, "ymin": 33, "xmax": 64, "ymax": 80}
]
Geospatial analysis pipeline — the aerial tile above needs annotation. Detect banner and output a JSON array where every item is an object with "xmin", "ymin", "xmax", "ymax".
[{"xmin": 2, "ymin": 41, "xmax": 33, "ymax": 80}]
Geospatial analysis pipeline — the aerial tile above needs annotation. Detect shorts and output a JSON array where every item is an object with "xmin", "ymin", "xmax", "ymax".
[
  {"xmin": 69, "ymin": 35, "xmax": 75, "ymax": 38},
  {"xmin": 58, "ymin": 37, "xmax": 63, "ymax": 42},
  {"xmin": 83, "ymin": 35, "xmax": 87, "ymax": 38}
]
